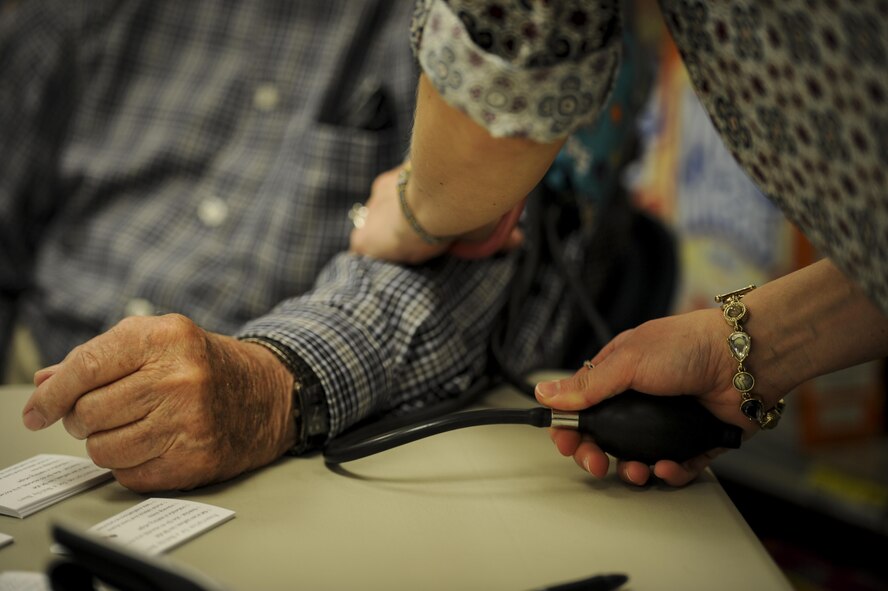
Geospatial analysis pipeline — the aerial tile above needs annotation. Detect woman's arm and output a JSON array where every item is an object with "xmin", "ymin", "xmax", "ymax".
[
  {"xmin": 350, "ymin": 0, "xmax": 621, "ymax": 263},
  {"xmin": 350, "ymin": 74, "xmax": 565, "ymax": 263},
  {"xmin": 407, "ymin": 74, "xmax": 566, "ymax": 238}
]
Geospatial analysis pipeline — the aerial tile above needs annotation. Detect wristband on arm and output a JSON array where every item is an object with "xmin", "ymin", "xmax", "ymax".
[
  {"xmin": 239, "ymin": 337, "xmax": 330, "ymax": 454},
  {"xmin": 399, "ymin": 160, "xmax": 526, "ymax": 260}
]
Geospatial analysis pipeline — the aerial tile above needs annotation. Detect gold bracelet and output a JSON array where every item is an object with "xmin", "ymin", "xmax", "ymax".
[
  {"xmin": 397, "ymin": 162, "xmax": 452, "ymax": 245},
  {"xmin": 714, "ymin": 285, "xmax": 786, "ymax": 430}
]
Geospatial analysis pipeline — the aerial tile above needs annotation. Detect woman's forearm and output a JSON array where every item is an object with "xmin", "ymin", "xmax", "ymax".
[
  {"xmin": 406, "ymin": 74, "xmax": 566, "ymax": 238},
  {"xmin": 742, "ymin": 258, "xmax": 888, "ymax": 402}
]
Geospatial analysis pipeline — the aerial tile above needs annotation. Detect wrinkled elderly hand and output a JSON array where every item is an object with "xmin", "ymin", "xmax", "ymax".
[
  {"xmin": 22, "ymin": 314, "xmax": 296, "ymax": 492},
  {"xmin": 535, "ymin": 309, "xmax": 772, "ymax": 487}
]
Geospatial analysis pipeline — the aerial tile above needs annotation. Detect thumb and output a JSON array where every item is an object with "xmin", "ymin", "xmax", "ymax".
[{"xmin": 535, "ymin": 361, "xmax": 629, "ymax": 410}]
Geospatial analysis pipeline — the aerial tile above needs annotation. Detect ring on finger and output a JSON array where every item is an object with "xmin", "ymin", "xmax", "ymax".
[{"xmin": 348, "ymin": 202, "xmax": 369, "ymax": 229}]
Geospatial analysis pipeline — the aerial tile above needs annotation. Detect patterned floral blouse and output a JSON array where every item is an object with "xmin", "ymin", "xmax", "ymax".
[{"xmin": 411, "ymin": 0, "xmax": 888, "ymax": 314}]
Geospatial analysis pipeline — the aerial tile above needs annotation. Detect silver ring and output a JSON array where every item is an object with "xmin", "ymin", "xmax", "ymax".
[
  {"xmin": 583, "ymin": 360, "xmax": 595, "ymax": 370},
  {"xmin": 348, "ymin": 203, "xmax": 369, "ymax": 229}
]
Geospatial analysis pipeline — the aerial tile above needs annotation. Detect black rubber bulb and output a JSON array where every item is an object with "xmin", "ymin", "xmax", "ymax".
[{"xmin": 575, "ymin": 390, "xmax": 743, "ymax": 464}]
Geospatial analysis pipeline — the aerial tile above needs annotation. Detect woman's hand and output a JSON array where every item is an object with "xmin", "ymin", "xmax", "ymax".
[
  {"xmin": 535, "ymin": 309, "xmax": 772, "ymax": 487},
  {"xmin": 350, "ymin": 163, "xmax": 524, "ymax": 264},
  {"xmin": 535, "ymin": 260, "xmax": 888, "ymax": 487},
  {"xmin": 349, "ymin": 164, "xmax": 450, "ymax": 265}
]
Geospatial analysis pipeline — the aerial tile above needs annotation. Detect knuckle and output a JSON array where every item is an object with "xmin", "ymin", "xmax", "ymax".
[
  {"xmin": 115, "ymin": 458, "xmax": 203, "ymax": 493},
  {"xmin": 172, "ymin": 315, "xmax": 209, "ymax": 354},
  {"xmin": 112, "ymin": 475, "xmax": 137, "ymax": 492},
  {"xmin": 142, "ymin": 313, "xmax": 209, "ymax": 367},
  {"xmin": 164, "ymin": 312, "xmax": 198, "ymax": 333},
  {"xmin": 85, "ymin": 437, "xmax": 113, "ymax": 469},
  {"xmin": 149, "ymin": 313, "xmax": 199, "ymax": 344},
  {"xmin": 573, "ymin": 371, "xmax": 595, "ymax": 393},
  {"xmin": 113, "ymin": 469, "xmax": 154, "ymax": 493},
  {"xmin": 62, "ymin": 411, "xmax": 88, "ymax": 440},
  {"xmin": 114, "ymin": 315, "xmax": 143, "ymax": 332},
  {"xmin": 69, "ymin": 346, "xmax": 104, "ymax": 383}
]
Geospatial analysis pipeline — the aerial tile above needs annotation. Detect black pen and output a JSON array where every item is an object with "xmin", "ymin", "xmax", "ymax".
[{"xmin": 530, "ymin": 573, "xmax": 629, "ymax": 591}]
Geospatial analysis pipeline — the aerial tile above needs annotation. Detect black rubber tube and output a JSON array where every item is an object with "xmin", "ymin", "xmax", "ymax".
[{"xmin": 323, "ymin": 407, "xmax": 551, "ymax": 464}]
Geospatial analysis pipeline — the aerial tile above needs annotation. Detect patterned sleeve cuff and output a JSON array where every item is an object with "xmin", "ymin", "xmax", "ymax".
[{"xmin": 412, "ymin": 0, "xmax": 622, "ymax": 142}]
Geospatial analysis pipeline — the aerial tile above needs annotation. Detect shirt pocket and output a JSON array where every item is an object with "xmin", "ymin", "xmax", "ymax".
[{"xmin": 298, "ymin": 118, "xmax": 405, "ymax": 204}]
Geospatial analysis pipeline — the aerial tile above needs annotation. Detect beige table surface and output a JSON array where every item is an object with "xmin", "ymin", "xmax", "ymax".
[{"xmin": 0, "ymin": 381, "xmax": 791, "ymax": 591}]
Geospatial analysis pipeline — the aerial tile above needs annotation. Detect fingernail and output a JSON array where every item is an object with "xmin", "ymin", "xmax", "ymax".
[
  {"xmin": 582, "ymin": 456, "xmax": 592, "ymax": 473},
  {"xmin": 624, "ymin": 467, "xmax": 638, "ymax": 485},
  {"xmin": 23, "ymin": 409, "xmax": 46, "ymax": 430},
  {"xmin": 535, "ymin": 380, "xmax": 561, "ymax": 399}
]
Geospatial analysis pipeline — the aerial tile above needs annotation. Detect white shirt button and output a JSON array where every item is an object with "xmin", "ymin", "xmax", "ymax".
[
  {"xmin": 198, "ymin": 195, "xmax": 229, "ymax": 227},
  {"xmin": 125, "ymin": 298, "xmax": 155, "ymax": 317},
  {"xmin": 253, "ymin": 84, "xmax": 280, "ymax": 111}
]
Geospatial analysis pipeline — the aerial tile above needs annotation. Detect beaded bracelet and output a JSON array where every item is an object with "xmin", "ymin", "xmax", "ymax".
[
  {"xmin": 714, "ymin": 285, "xmax": 786, "ymax": 430},
  {"xmin": 397, "ymin": 161, "xmax": 452, "ymax": 245}
]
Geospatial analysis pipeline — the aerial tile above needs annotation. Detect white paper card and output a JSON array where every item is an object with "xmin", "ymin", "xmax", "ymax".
[
  {"xmin": 0, "ymin": 572, "xmax": 50, "ymax": 591},
  {"xmin": 0, "ymin": 532, "xmax": 12, "ymax": 549},
  {"xmin": 89, "ymin": 498, "xmax": 234, "ymax": 555},
  {"xmin": 0, "ymin": 455, "xmax": 111, "ymax": 518}
]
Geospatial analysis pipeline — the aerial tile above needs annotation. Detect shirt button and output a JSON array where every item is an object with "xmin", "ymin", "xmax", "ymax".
[
  {"xmin": 198, "ymin": 196, "xmax": 229, "ymax": 227},
  {"xmin": 253, "ymin": 84, "xmax": 280, "ymax": 111},
  {"xmin": 125, "ymin": 298, "xmax": 155, "ymax": 317}
]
